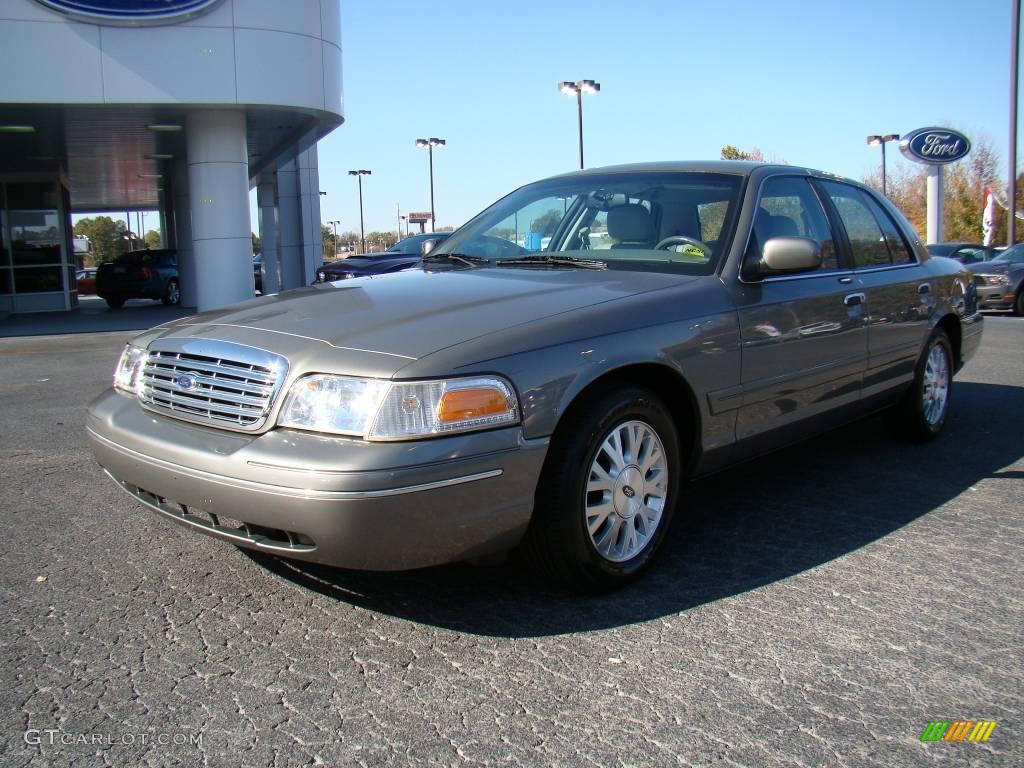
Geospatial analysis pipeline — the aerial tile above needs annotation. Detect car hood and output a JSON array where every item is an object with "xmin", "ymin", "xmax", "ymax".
[
  {"xmin": 971, "ymin": 261, "xmax": 1011, "ymax": 275},
  {"xmin": 151, "ymin": 267, "xmax": 696, "ymax": 377}
]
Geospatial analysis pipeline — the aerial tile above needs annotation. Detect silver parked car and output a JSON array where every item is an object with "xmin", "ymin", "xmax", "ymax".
[{"xmin": 87, "ymin": 162, "xmax": 983, "ymax": 590}]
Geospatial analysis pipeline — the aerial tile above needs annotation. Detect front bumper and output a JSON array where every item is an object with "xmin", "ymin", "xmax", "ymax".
[
  {"xmin": 87, "ymin": 390, "xmax": 548, "ymax": 570},
  {"xmin": 975, "ymin": 282, "xmax": 1016, "ymax": 311}
]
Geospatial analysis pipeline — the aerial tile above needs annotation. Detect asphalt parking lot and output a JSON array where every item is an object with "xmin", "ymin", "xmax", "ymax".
[{"xmin": 0, "ymin": 317, "xmax": 1021, "ymax": 767}]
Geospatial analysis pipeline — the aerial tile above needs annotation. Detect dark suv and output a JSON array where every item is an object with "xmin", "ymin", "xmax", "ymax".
[
  {"xmin": 96, "ymin": 249, "xmax": 179, "ymax": 309},
  {"xmin": 315, "ymin": 233, "xmax": 450, "ymax": 283}
]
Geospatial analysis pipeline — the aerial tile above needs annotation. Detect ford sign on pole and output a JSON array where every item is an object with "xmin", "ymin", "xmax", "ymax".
[
  {"xmin": 899, "ymin": 127, "xmax": 972, "ymax": 165},
  {"xmin": 899, "ymin": 127, "xmax": 971, "ymax": 244},
  {"xmin": 33, "ymin": 0, "xmax": 225, "ymax": 25}
]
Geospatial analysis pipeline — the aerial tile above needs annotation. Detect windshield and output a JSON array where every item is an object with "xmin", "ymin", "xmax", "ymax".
[
  {"xmin": 432, "ymin": 172, "xmax": 742, "ymax": 275},
  {"xmin": 992, "ymin": 244, "xmax": 1024, "ymax": 262}
]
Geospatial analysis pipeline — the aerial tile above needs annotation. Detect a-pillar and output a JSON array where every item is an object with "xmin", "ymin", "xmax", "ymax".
[
  {"xmin": 187, "ymin": 110, "xmax": 253, "ymax": 311},
  {"xmin": 257, "ymin": 178, "xmax": 280, "ymax": 294}
]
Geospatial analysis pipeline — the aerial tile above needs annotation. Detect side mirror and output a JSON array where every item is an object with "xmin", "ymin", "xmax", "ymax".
[
  {"xmin": 758, "ymin": 237, "xmax": 823, "ymax": 275},
  {"xmin": 420, "ymin": 238, "xmax": 441, "ymax": 257}
]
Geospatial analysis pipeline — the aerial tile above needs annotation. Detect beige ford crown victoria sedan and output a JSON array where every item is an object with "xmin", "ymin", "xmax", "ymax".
[{"xmin": 88, "ymin": 162, "xmax": 983, "ymax": 590}]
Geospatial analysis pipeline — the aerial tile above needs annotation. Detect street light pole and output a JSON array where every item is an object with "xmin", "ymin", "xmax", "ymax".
[
  {"xmin": 348, "ymin": 170, "xmax": 371, "ymax": 253},
  {"xmin": 415, "ymin": 138, "xmax": 445, "ymax": 231},
  {"xmin": 866, "ymin": 134, "xmax": 900, "ymax": 197},
  {"xmin": 328, "ymin": 219, "xmax": 339, "ymax": 257},
  {"xmin": 559, "ymin": 80, "xmax": 600, "ymax": 169}
]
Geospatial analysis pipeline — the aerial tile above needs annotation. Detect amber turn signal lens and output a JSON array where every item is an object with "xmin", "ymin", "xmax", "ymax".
[{"xmin": 437, "ymin": 387, "xmax": 509, "ymax": 423}]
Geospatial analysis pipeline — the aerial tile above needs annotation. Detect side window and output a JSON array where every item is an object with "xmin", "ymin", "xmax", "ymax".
[
  {"xmin": 752, "ymin": 177, "xmax": 837, "ymax": 270},
  {"xmin": 820, "ymin": 181, "xmax": 897, "ymax": 267},
  {"xmin": 956, "ymin": 247, "xmax": 984, "ymax": 264},
  {"xmin": 866, "ymin": 196, "xmax": 914, "ymax": 264}
]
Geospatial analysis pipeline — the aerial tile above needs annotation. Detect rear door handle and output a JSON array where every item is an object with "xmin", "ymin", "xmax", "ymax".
[
  {"xmin": 918, "ymin": 282, "xmax": 931, "ymax": 295},
  {"xmin": 843, "ymin": 292, "xmax": 866, "ymax": 307}
]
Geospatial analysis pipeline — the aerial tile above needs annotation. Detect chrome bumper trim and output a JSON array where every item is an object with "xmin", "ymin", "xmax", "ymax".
[{"xmin": 87, "ymin": 427, "xmax": 503, "ymax": 500}]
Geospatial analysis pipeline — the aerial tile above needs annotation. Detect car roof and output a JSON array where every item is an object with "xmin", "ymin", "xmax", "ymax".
[{"xmin": 545, "ymin": 160, "xmax": 826, "ymax": 181}]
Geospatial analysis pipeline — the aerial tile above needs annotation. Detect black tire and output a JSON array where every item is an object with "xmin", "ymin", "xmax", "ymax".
[
  {"xmin": 888, "ymin": 329, "xmax": 953, "ymax": 441},
  {"xmin": 521, "ymin": 386, "xmax": 682, "ymax": 591},
  {"xmin": 105, "ymin": 296, "xmax": 124, "ymax": 309},
  {"xmin": 162, "ymin": 278, "xmax": 181, "ymax": 306},
  {"xmin": 1014, "ymin": 288, "xmax": 1024, "ymax": 317}
]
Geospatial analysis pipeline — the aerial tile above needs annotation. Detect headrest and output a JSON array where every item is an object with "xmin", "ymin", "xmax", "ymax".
[{"xmin": 607, "ymin": 204, "xmax": 654, "ymax": 244}]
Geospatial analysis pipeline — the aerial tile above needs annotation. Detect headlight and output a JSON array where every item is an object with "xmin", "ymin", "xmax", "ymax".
[
  {"xmin": 113, "ymin": 344, "xmax": 147, "ymax": 394},
  {"xmin": 987, "ymin": 274, "xmax": 1010, "ymax": 285},
  {"xmin": 316, "ymin": 270, "xmax": 326, "ymax": 282},
  {"xmin": 277, "ymin": 374, "xmax": 519, "ymax": 439}
]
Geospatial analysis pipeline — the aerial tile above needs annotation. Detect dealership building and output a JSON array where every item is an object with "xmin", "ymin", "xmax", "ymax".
[{"xmin": 0, "ymin": 0, "xmax": 342, "ymax": 314}]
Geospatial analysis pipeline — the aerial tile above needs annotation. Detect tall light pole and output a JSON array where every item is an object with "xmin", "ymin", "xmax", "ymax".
[
  {"xmin": 1010, "ymin": 0, "xmax": 1020, "ymax": 244},
  {"xmin": 415, "ymin": 138, "xmax": 445, "ymax": 231},
  {"xmin": 867, "ymin": 134, "xmax": 900, "ymax": 197},
  {"xmin": 348, "ymin": 170, "xmax": 371, "ymax": 253},
  {"xmin": 559, "ymin": 79, "xmax": 600, "ymax": 169},
  {"xmin": 328, "ymin": 219, "xmax": 339, "ymax": 258}
]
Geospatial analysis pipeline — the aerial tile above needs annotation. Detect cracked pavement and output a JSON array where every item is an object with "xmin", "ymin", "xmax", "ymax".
[{"xmin": 0, "ymin": 317, "xmax": 1021, "ymax": 767}]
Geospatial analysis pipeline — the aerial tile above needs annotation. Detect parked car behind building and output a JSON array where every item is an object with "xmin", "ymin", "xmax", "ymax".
[
  {"xmin": 96, "ymin": 249, "xmax": 179, "ymax": 309},
  {"xmin": 88, "ymin": 162, "xmax": 982, "ymax": 590}
]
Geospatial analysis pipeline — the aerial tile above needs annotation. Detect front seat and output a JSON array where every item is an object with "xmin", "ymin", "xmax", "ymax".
[{"xmin": 607, "ymin": 204, "xmax": 655, "ymax": 249}]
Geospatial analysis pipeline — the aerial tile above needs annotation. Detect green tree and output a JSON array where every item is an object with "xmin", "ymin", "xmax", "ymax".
[
  {"xmin": 144, "ymin": 229, "xmax": 161, "ymax": 250},
  {"xmin": 721, "ymin": 145, "xmax": 764, "ymax": 161},
  {"xmin": 73, "ymin": 216, "xmax": 128, "ymax": 264},
  {"xmin": 251, "ymin": 232, "xmax": 261, "ymax": 255},
  {"xmin": 321, "ymin": 224, "xmax": 335, "ymax": 258}
]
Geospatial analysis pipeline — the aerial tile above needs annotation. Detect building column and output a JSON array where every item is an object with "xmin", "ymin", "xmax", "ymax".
[
  {"xmin": 276, "ymin": 159, "xmax": 304, "ymax": 290},
  {"xmin": 257, "ymin": 178, "xmax": 280, "ymax": 294},
  {"xmin": 296, "ymin": 145, "xmax": 324, "ymax": 284},
  {"xmin": 173, "ymin": 154, "xmax": 196, "ymax": 308},
  {"xmin": 186, "ymin": 110, "xmax": 252, "ymax": 311}
]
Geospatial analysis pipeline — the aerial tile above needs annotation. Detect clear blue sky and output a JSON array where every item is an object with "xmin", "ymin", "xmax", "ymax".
[{"xmin": 294, "ymin": 0, "xmax": 1015, "ymax": 236}]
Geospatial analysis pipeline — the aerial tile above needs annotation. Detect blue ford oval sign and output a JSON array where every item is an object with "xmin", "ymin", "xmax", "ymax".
[
  {"xmin": 899, "ymin": 127, "xmax": 971, "ymax": 165},
  {"xmin": 34, "ymin": 0, "xmax": 224, "ymax": 26}
]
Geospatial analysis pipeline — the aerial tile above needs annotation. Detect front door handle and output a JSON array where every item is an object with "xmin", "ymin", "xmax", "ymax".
[
  {"xmin": 843, "ymin": 292, "xmax": 866, "ymax": 307},
  {"xmin": 918, "ymin": 282, "xmax": 931, "ymax": 295}
]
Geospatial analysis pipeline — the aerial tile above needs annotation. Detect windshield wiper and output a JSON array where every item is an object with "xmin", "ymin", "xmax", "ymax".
[
  {"xmin": 422, "ymin": 252, "xmax": 490, "ymax": 267},
  {"xmin": 495, "ymin": 254, "xmax": 607, "ymax": 270}
]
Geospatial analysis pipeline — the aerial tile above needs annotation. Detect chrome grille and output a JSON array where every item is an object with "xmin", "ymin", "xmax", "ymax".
[{"xmin": 139, "ymin": 339, "xmax": 288, "ymax": 432}]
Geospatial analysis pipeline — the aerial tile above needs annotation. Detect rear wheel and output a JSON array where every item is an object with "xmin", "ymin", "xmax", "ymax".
[
  {"xmin": 1014, "ymin": 288, "xmax": 1024, "ymax": 317},
  {"xmin": 162, "ymin": 279, "xmax": 180, "ymax": 306},
  {"xmin": 522, "ymin": 387, "xmax": 682, "ymax": 591},
  {"xmin": 105, "ymin": 296, "xmax": 124, "ymax": 309},
  {"xmin": 889, "ymin": 329, "xmax": 952, "ymax": 441}
]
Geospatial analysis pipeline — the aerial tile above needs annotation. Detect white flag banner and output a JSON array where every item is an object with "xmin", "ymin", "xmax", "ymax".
[
  {"xmin": 982, "ymin": 187, "xmax": 996, "ymax": 246},
  {"xmin": 988, "ymin": 188, "xmax": 1024, "ymax": 220}
]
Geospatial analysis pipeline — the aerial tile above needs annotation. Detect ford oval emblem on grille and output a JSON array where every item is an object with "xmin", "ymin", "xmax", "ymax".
[{"xmin": 175, "ymin": 374, "xmax": 196, "ymax": 391}]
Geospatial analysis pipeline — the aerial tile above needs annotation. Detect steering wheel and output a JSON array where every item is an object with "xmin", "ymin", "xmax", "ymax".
[{"xmin": 654, "ymin": 235, "xmax": 711, "ymax": 253}]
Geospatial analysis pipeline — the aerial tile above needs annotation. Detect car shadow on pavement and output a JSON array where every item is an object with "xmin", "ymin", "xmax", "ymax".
[{"xmin": 245, "ymin": 381, "xmax": 1023, "ymax": 638}]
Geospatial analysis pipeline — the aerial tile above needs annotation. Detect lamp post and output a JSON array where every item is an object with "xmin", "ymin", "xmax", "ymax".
[
  {"xmin": 867, "ymin": 134, "xmax": 900, "ymax": 197},
  {"xmin": 348, "ymin": 170, "xmax": 371, "ymax": 253},
  {"xmin": 328, "ymin": 219, "xmax": 339, "ymax": 258},
  {"xmin": 415, "ymin": 138, "xmax": 445, "ymax": 231},
  {"xmin": 559, "ymin": 79, "xmax": 600, "ymax": 169}
]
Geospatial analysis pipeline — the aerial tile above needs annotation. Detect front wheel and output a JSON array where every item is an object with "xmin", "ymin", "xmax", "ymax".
[
  {"xmin": 105, "ymin": 296, "xmax": 124, "ymax": 309},
  {"xmin": 889, "ymin": 329, "xmax": 952, "ymax": 441},
  {"xmin": 1014, "ymin": 288, "xmax": 1024, "ymax": 317},
  {"xmin": 522, "ymin": 387, "xmax": 682, "ymax": 591}
]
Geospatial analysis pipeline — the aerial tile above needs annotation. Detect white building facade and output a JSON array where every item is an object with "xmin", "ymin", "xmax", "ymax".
[{"xmin": 0, "ymin": 0, "xmax": 343, "ymax": 313}]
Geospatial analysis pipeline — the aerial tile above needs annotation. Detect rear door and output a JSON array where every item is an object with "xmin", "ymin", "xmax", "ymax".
[
  {"xmin": 735, "ymin": 175, "xmax": 868, "ymax": 441},
  {"xmin": 816, "ymin": 181, "xmax": 930, "ymax": 398}
]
